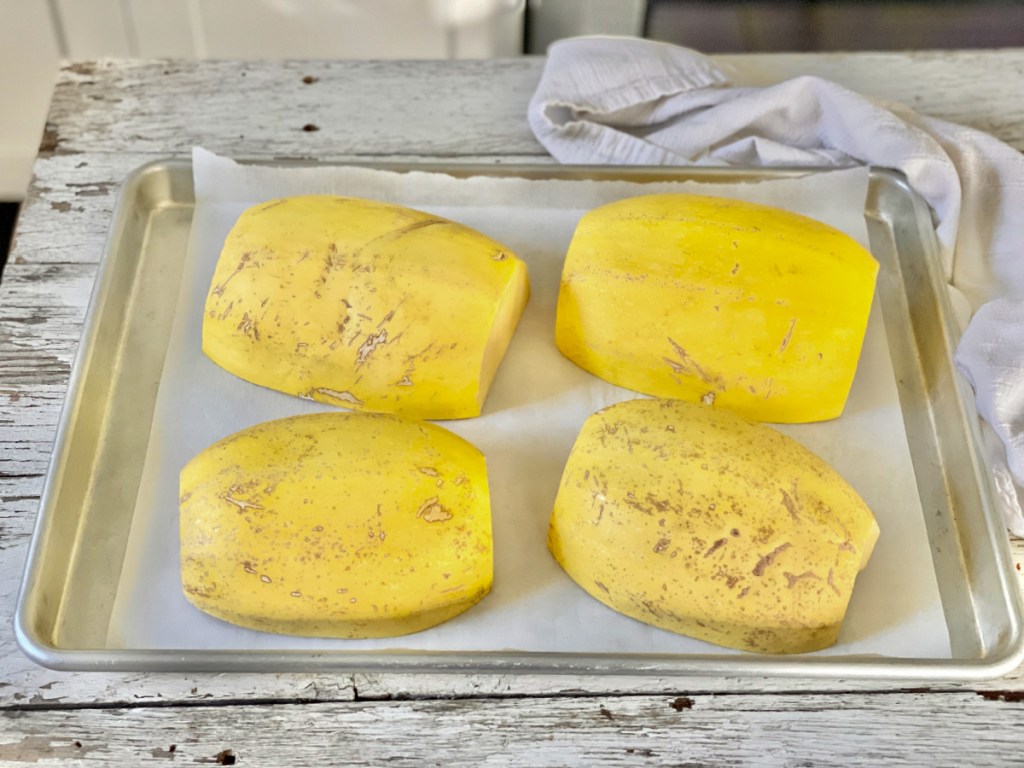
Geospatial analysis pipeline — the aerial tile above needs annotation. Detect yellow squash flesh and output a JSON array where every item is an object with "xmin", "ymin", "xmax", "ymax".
[
  {"xmin": 203, "ymin": 195, "xmax": 530, "ymax": 420},
  {"xmin": 555, "ymin": 194, "xmax": 879, "ymax": 423},
  {"xmin": 548, "ymin": 398, "xmax": 879, "ymax": 654},
  {"xmin": 180, "ymin": 412, "xmax": 493, "ymax": 638}
]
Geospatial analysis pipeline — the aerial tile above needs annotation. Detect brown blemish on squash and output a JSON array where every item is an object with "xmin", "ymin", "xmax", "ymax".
[
  {"xmin": 779, "ymin": 318, "xmax": 797, "ymax": 353},
  {"xmin": 780, "ymin": 489, "xmax": 800, "ymax": 522},
  {"xmin": 349, "ymin": 218, "xmax": 445, "ymax": 265},
  {"xmin": 417, "ymin": 497, "xmax": 452, "ymax": 523},
  {"xmin": 236, "ymin": 312, "xmax": 260, "ymax": 341},
  {"xmin": 752, "ymin": 543, "xmax": 791, "ymax": 576},
  {"xmin": 256, "ymin": 200, "xmax": 288, "ymax": 213},
  {"xmin": 827, "ymin": 568, "xmax": 842, "ymax": 596},
  {"xmin": 784, "ymin": 570, "xmax": 820, "ymax": 588},
  {"xmin": 704, "ymin": 538, "xmax": 728, "ymax": 557},
  {"xmin": 212, "ymin": 253, "xmax": 252, "ymax": 296},
  {"xmin": 665, "ymin": 337, "xmax": 726, "ymax": 390},
  {"xmin": 355, "ymin": 329, "xmax": 388, "ymax": 368},
  {"xmin": 714, "ymin": 568, "xmax": 740, "ymax": 589},
  {"xmin": 753, "ymin": 526, "xmax": 774, "ymax": 545},
  {"xmin": 222, "ymin": 493, "xmax": 264, "ymax": 512},
  {"xmin": 313, "ymin": 388, "xmax": 364, "ymax": 406}
]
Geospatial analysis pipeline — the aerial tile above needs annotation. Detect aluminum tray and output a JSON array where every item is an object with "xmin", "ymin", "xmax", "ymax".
[{"xmin": 15, "ymin": 160, "xmax": 1024, "ymax": 678}]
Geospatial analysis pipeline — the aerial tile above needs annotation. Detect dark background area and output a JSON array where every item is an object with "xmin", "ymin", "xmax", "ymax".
[
  {"xmin": 644, "ymin": 0, "xmax": 1024, "ymax": 52},
  {"xmin": 0, "ymin": 202, "xmax": 16, "ymax": 283}
]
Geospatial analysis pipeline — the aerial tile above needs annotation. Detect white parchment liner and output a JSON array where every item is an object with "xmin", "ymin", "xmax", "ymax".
[{"xmin": 107, "ymin": 148, "xmax": 950, "ymax": 659}]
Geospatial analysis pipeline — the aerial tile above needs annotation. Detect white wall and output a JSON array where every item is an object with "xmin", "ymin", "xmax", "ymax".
[
  {"xmin": 0, "ymin": 0, "xmax": 60, "ymax": 200},
  {"xmin": 52, "ymin": 0, "xmax": 526, "ymax": 60}
]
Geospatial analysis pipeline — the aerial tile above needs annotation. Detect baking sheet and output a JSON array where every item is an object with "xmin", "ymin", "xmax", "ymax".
[{"xmin": 106, "ymin": 148, "xmax": 950, "ymax": 659}]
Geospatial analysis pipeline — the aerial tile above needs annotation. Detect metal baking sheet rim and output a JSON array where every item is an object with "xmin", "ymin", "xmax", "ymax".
[{"xmin": 14, "ymin": 158, "xmax": 1024, "ymax": 679}]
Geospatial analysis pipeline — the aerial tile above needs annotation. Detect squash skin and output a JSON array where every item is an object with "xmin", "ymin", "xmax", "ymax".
[
  {"xmin": 555, "ymin": 194, "xmax": 879, "ymax": 423},
  {"xmin": 180, "ymin": 411, "xmax": 493, "ymax": 638},
  {"xmin": 203, "ymin": 195, "xmax": 530, "ymax": 420},
  {"xmin": 548, "ymin": 398, "xmax": 879, "ymax": 654}
]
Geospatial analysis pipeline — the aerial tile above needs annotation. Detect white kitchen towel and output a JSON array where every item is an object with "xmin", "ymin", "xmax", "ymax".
[{"xmin": 528, "ymin": 36, "xmax": 1024, "ymax": 536}]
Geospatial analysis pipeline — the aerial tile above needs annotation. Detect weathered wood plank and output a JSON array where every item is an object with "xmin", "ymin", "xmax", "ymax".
[
  {"xmin": 11, "ymin": 154, "xmax": 139, "ymax": 267},
  {"xmin": 352, "ymin": 669, "xmax": 1024, "ymax": 701},
  {"xmin": 0, "ymin": 674, "xmax": 356, "ymax": 713},
  {"xmin": 1, "ymin": 692, "xmax": 1022, "ymax": 766},
  {"xmin": 36, "ymin": 52, "xmax": 1024, "ymax": 164},
  {"xmin": 0, "ymin": 270, "xmax": 88, "ymax": 381},
  {"xmin": 43, "ymin": 59, "xmax": 548, "ymax": 160}
]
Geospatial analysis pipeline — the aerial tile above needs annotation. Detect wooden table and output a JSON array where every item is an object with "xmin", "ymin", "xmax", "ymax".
[{"xmin": 3, "ymin": 50, "xmax": 1024, "ymax": 765}]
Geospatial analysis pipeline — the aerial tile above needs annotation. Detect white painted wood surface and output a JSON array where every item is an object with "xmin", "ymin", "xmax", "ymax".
[
  {"xmin": 3, "ymin": 50, "xmax": 1024, "ymax": 764},
  {"xmin": 3, "ymin": 692, "xmax": 1023, "ymax": 766}
]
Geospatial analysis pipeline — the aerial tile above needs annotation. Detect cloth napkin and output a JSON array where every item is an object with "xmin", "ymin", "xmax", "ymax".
[{"xmin": 528, "ymin": 36, "xmax": 1024, "ymax": 536}]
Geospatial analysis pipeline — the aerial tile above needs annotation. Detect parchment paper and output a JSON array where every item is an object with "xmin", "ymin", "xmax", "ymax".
[{"xmin": 107, "ymin": 147, "xmax": 951, "ymax": 659}]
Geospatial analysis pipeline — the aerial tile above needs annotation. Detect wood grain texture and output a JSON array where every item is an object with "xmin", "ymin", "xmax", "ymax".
[
  {"xmin": 43, "ymin": 59, "xmax": 547, "ymax": 159},
  {"xmin": 35, "ymin": 52, "xmax": 1024, "ymax": 162},
  {"xmin": 2, "ymin": 51, "xmax": 1024, "ymax": 761},
  {"xmin": 2, "ymin": 692, "xmax": 1024, "ymax": 766}
]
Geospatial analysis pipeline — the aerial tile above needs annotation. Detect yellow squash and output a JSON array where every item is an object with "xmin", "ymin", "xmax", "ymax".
[
  {"xmin": 203, "ymin": 195, "xmax": 530, "ymax": 420},
  {"xmin": 548, "ymin": 398, "xmax": 879, "ymax": 654},
  {"xmin": 180, "ymin": 411, "xmax": 493, "ymax": 638},
  {"xmin": 555, "ymin": 194, "xmax": 878, "ymax": 423}
]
